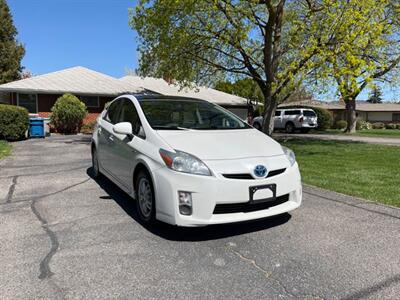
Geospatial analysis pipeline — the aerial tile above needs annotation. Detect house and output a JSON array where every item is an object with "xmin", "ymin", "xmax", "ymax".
[
  {"xmin": 0, "ymin": 66, "xmax": 249, "ymax": 123},
  {"xmin": 279, "ymin": 100, "xmax": 400, "ymax": 123}
]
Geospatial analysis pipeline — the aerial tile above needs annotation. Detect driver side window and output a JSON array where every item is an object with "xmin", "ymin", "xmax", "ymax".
[
  {"xmin": 104, "ymin": 100, "xmax": 122, "ymax": 124},
  {"xmin": 117, "ymin": 99, "xmax": 143, "ymax": 137}
]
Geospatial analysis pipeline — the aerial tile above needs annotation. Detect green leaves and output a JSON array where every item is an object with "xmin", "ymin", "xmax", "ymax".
[
  {"xmin": 50, "ymin": 94, "xmax": 88, "ymax": 134},
  {"xmin": 0, "ymin": 0, "xmax": 25, "ymax": 84}
]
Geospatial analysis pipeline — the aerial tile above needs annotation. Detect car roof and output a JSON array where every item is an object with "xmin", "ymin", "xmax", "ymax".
[{"xmin": 126, "ymin": 94, "xmax": 210, "ymax": 103}]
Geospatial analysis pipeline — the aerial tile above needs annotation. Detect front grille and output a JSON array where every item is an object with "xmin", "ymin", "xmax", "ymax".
[
  {"xmin": 267, "ymin": 168, "xmax": 286, "ymax": 177},
  {"xmin": 222, "ymin": 168, "xmax": 286, "ymax": 180},
  {"xmin": 213, "ymin": 194, "xmax": 290, "ymax": 214},
  {"xmin": 223, "ymin": 173, "xmax": 253, "ymax": 180}
]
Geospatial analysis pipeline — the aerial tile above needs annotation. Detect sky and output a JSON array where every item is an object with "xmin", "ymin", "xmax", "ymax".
[
  {"xmin": 8, "ymin": 0, "xmax": 139, "ymax": 78},
  {"xmin": 7, "ymin": 0, "xmax": 400, "ymax": 101}
]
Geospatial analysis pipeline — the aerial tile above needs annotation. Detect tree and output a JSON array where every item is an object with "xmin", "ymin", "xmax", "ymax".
[
  {"xmin": 367, "ymin": 86, "xmax": 383, "ymax": 103},
  {"xmin": 0, "ymin": 0, "xmax": 25, "ymax": 84},
  {"xmin": 131, "ymin": 0, "xmax": 336, "ymax": 135},
  {"xmin": 314, "ymin": 0, "xmax": 400, "ymax": 133},
  {"xmin": 215, "ymin": 78, "xmax": 263, "ymax": 103}
]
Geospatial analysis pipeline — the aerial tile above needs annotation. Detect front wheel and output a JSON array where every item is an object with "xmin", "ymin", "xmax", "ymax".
[{"xmin": 135, "ymin": 171, "xmax": 156, "ymax": 224}]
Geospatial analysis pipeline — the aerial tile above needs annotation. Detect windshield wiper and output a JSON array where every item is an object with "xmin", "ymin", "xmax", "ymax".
[{"xmin": 152, "ymin": 125, "xmax": 191, "ymax": 130}]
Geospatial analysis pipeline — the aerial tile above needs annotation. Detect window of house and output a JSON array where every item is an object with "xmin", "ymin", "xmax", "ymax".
[
  {"xmin": 80, "ymin": 95, "xmax": 99, "ymax": 107},
  {"xmin": 0, "ymin": 92, "xmax": 10, "ymax": 104},
  {"xmin": 393, "ymin": 113, "xmax": 400, "ymax": 122},
  {"xmin": 18, "ymin": 93, "xmax": 37, "ymax": 113}
]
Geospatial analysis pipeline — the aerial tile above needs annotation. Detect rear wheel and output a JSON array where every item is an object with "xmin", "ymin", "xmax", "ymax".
[
  {"xmin": 135, "ymin": 170, "xmax": 156, "ymax": 224},
  {"xmin": 91, "ymin": 146, "xmax": 100, "ymax": 178},
  {"xmin": 285, "ymin": 122, "xmax": 295, "ymax": 133}
]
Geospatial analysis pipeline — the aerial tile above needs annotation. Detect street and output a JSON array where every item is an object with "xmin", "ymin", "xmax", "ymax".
[{"xmin": 0, "ymin": 135, "xmax": 399, "ymax": 299}]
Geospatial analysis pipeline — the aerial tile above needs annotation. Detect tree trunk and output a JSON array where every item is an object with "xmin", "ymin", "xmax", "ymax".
[
  {"xmin": 345, "ymin": 99, "xmax": 357, "ymax": 133},
  {"xmin": 262, "ymin": 97, "xmax": 277, "ymax": 136}
]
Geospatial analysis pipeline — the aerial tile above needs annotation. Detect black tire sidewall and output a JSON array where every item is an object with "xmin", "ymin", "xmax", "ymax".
[
  {"xmin": 285, "ymin": 123, "xmax": 294, "ymax": 133},
  {"xmin": 135, "ymin": 171, "xmax": 156, "ymax": 224}
]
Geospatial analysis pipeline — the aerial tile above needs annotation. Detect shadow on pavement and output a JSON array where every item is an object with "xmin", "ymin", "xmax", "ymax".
[{"xmin": 87, "ymin": 167, "xmax": 291, "ymax": 242}]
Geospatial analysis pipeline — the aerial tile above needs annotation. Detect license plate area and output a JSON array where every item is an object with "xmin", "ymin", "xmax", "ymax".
[{"xmin": 249, "ymin": 184, "xmax": 276, "ymax": 204}]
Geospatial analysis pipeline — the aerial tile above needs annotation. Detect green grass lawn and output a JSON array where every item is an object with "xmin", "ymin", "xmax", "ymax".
[
  {"xmin": 320, "ymin": 129, "xmax": 400, "ymax": 138},
  {"xmin": 354, "ymin": 129, "xmax": 400, "ymax": 138},
  {"xmin": 0, "ymin": 140, "xmax": 11, "ymax": 160},
  {"xmin": 281, "ymin": 139, "xmax": 400, "ymax": 207}
]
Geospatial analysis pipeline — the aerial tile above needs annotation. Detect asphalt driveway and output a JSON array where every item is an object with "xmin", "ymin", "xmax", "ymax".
[{"xmin": 0, "ymin": 135, "xmax": 399, "ymax": 299}]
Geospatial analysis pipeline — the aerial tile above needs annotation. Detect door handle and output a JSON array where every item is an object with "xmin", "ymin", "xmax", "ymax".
[{"xmin": 108, "ymin": 135, "xmax": 114, "ymax": 142}]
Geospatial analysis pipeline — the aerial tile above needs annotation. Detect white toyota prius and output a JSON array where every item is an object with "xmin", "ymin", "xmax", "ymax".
[{"xmin": 91, "ymin": 95, "xmax": 302, "ymax": 226}]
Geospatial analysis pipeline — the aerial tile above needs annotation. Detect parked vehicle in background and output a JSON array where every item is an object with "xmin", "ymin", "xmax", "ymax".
[
  {"xmin": 252, "ymin": 108, "xmax": 318, "ymax": 133},
  {"xmin": 91, "ymin": 95, "xmax": 302, "ymax": 227}
]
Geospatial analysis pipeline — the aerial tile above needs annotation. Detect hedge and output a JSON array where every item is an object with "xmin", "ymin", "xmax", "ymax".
[
  {"xmin": 51, "ymin": 94, "xmax": 87, "ymax": 134},
  {"xmin": 0, "ymin": 104, "xmax": 29, "ymax": 140}
]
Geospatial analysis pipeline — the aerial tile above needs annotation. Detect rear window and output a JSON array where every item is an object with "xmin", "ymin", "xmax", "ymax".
[
  {"xmin": 275, "ymin": 111, "xmax": 281, "ymax": 116},
  {"xmin": 303, "ymin": 110, "xmax": 316, "ymax": 117},
  {"xmin": 284, "ymin": 110, "xmax": 301, "ymax": 115}
]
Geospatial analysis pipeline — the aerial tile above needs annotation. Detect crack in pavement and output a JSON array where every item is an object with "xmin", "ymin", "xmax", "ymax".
[
  {"xmin": 5, "ymin": 176, "xmax": 18, "ymax": 203},
  {"xmin": 31, "ymin": 198, "xmax": 59, "ymax": 279},
  {"xmin": 227, "ymin": 245, "xmax": 324, "ymax": 299},
  {"xmin": 28, "ymin": 178, "xmax": 90, "ymax": 280}
]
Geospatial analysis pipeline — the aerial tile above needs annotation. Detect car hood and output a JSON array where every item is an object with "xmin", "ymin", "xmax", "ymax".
[{"xmin": 156, "ymin": 129, "xmax": 284, "ymax": 160}]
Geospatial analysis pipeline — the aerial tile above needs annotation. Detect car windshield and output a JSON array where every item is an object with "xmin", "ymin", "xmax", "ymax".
[{"xmin": 139, "ymin": 99, "xmax": 250, "ymax": 130}]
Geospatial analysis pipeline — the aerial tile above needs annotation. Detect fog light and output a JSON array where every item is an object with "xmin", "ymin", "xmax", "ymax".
[{"xmin": 178, "ymin": 191, "xmax": 192, "ymax": 216}]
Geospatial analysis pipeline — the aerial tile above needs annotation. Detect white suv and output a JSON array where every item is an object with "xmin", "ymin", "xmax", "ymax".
[
  {"xmin": 91, "ymin": 95, "xmax": 302, "ymax": 227},
  {"xmin": 252, "ymin": 108, "xmax": 318, "ymax": 133}
]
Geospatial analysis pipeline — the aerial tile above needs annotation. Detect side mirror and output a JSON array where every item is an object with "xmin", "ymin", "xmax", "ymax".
[{"xmin": 113, "ymin": 122, "xmax": 133, "ymax": 136}]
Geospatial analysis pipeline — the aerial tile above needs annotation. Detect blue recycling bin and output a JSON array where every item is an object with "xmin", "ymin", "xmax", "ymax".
[{"xmin": 29, "ymin": 118, "xmax": 45, "ymax": 138}]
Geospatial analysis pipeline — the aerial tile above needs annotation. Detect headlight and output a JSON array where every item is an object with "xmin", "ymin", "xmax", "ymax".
[
  {"xmin": 159, "ymin": 149, "xmax": 212, "ymax": 176},
  {"xmin": 282, "ymin": 146, "xmax": 296, "ymax": 166}
]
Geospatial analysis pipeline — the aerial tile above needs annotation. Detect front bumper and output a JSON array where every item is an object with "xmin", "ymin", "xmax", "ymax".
[{"xmin": 152, "ymin": 163, "xmax": 302, "ymax": 226}]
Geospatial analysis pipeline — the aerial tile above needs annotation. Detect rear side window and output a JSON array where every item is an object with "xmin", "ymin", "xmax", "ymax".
[
  {"xmin": 284, "ymin": 110, "xmax": 301, "ymax": 115},
  {"xmin": 303, "ymin": 110, "xmax": 316, "ymax": 117},
  {"xmin": 117, "ymin": 99, "xmax": 142, "ymax": 135},
  {"xmin": 104, "ymin": 100, "xmax": 121, "ymax": 124},
  {"xmin": 275, "ymin": 111, "xmax": 281, "ymax": 116}
]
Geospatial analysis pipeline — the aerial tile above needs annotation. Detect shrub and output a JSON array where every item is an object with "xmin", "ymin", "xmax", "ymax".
[
  {"xmin": 309, "ymin": 107, "xmax": 332, "ymax": 131},
  {"xmin": 0, "ymin": 104, "xmax": 29, "ymax": 140},
  {"xmin": 334, "ymin": 120, "xmax": 347, "ymax": 129},
  {"xmin": 356, "ymin": 120, "xmax": 372, "ymax": 130},
  {"xmin": 371, "ymin": 122, "xmax": 385, "ymax": 129},
  {"xmin": 80, "ymin": 121, "xmax": 96, "ymax": 134},
  {"xmin": 385, "ymin": 123, "xmax": 397, "ymax": 129},
  {"xmin": 51, "ymin": 94, "xmax": 87, "ymax": 134},
  {"xmin": 397, "ymin": 124, "xmax": 400, "ymax": 130}
]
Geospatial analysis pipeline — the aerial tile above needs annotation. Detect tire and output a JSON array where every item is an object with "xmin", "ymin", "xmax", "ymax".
[
  {"xmin": 285, "ymin": 122, "xmax": 295, "ymax": 133},
  {"xmin": 135, "ymin": 170, "xmax": 156, "ymax": 224},
  {"xmin": 91, "ymin": 146, "xmax": 101, "ymax": 178},
  {"xmin": 253, "ymin": 122, "xmax": 262, "ymax": 131}
]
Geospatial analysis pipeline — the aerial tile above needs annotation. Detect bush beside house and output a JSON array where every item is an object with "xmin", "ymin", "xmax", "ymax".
[
  {"xmin": 310, "ymin": 107, "xmax": 332, "ymax": 130},
  {"xmin": 0, "ymin": 104, "xmax": 29, "ymax": 140},
  {"xmin": 51, "ymin": 94, "xmax": 87, "ymax": 134},
  {"xmin": 334, "ymin": 120, "xmax": 348, "ymax": 130}
]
